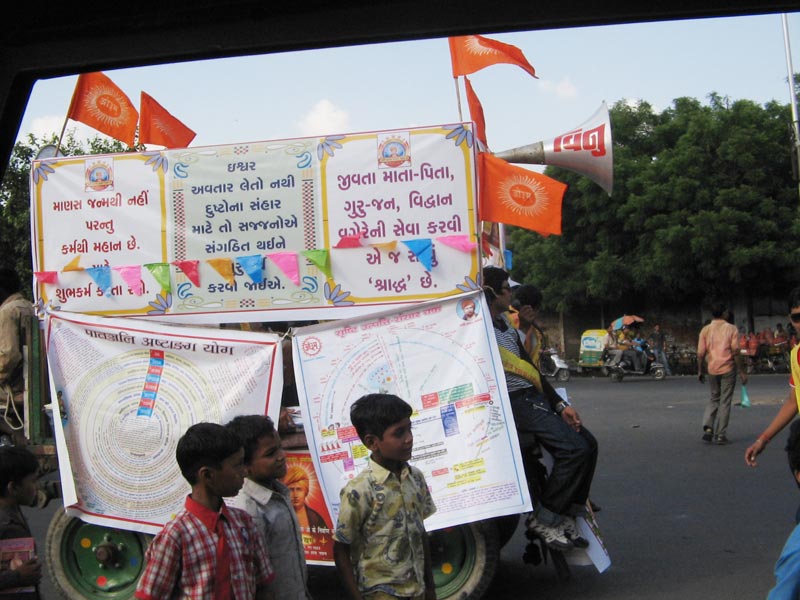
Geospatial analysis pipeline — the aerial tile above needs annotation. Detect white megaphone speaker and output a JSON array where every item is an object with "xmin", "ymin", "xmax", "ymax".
[{"xmin": 493, "ymin": 102, "xmax": 614, "ymax": 195}]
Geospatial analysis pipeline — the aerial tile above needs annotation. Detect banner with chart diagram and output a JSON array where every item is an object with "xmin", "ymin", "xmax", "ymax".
[
  {"xmin": 292, "ymin": 290, "xmax": 532, "ymax": 531},
  {"xmin": 45, "ymin": 311, "xmax": 283, "ymax": 534}
]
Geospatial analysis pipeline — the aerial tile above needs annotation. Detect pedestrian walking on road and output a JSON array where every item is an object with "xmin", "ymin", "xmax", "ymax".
[
  {"xmin": 698, "ymin": 303, "xmax": 747, "ymax": 445},
  {"xmin": 650, "ymin": 324, "xmax": 672, "ymax": 376}
]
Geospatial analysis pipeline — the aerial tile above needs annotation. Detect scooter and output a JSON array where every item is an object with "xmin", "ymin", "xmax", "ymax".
[
  {"xmin": 605, "ymin": 342, "xmax": 666, "ymax": 382},
  {"xmin": 539, "ymin": 347, "xmax": 571, "ymax": 382}
]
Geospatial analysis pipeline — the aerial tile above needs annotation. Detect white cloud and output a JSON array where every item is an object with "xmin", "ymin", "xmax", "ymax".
[
  {"xmin": 297, "ymin": 99, "xmax": 350, "ymax": 137},
  {"xmin": 538, "ymin": 77, "xmax": 578, "ymax": 99}
]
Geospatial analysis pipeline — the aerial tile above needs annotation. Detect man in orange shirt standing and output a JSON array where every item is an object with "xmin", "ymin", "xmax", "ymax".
[{"xmin": 698, "ymin": 303, "xmax": 748, "ymax": 445}]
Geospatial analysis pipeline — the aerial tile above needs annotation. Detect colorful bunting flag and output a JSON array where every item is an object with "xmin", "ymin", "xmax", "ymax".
[
  {"xmin": 63, "ymin": 256, "xmax": 83, "ymax": 271},
  {"xmin": 67, "ymin": 72, "xmax": 139, "ymax": 146},
  {"xmin": 464, "ymin": 77, "xmax": 488, "ymax": 149},
  {"xmin": 34, "ymin": 271, "xmax": 58, "ymax": 284},
  {"xmin": 479, "ymin": 153, "xmax": 566, "ymax": 236},
  {"xmin": 267, "ymin": 252, "xmax": 300, "ymax": 286},
  {"xmin": 207, "ymin": 258, "xmax": 235, "ymax": 285},
  {"xmin": 402, "ymin": 239, "xmax": 434, "ymax": 271},
  {"xmin": 449, "ymin": 35, "xmax": 537, "ymax": 78},
  {"xmin": 85, "ymin": 266, "xmax": 113, "ymax": 296},
  {"xmin": 236, "ymin": 255, "xmax": 265, "ymax": 284},
  {"xmin": 172, "ymin": 260, "xmax": 201, "ymax": 287},
  {"xmin": 139, "ymin": 91, "xmax": 196, "ymax": 148},
  {"xmin": 437, "ymin": 235, "xmax": 477, "ymax": 253},
  {"xmin": 144, "ymin": 263, "xmax": 172, "ymax": 292},
  {"xmin": 301, "ymin": 250, "xmax": 332, "ymax": 279},
  {"xmin": 113, "ymin": 265, "xmax": 144, "ymax": 296},
  {"xmin": 334, "ymin": 235, "xmax": 363, "ymax": 249}
]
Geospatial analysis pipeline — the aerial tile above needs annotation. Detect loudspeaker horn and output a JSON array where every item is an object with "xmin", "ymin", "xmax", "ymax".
[{"xmin": 493, "ymin": 102, "xmax": 613, "ymax": 195}]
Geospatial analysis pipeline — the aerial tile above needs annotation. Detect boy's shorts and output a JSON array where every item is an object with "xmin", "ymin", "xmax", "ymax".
[{"xmin": 364, "ymin": 591, "xmax": 426, "ymax": 600}]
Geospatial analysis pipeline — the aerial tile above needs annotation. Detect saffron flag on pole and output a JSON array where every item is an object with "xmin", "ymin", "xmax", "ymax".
[
  {"xmin": 139, "ymin": 92, "xmax": 196, "ymax": 148},
  {"xmin": 449, "ymin": 35, "xmax": 537, "ymax": 78},
  {"xmin": 464, "ymin": 77, "xmax": 488, "ymax": 150},
  {"xmin": 478, "ymin": 153, "xmax": 566, "ymax": 236},
  {"xmin": 66, "ymin": 72, "xmax": 139, "ymax": 146}
]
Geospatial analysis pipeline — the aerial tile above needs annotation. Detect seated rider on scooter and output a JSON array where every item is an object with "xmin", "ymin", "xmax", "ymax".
[{"xmin": 483, "ymin": 267, "xmax": 599, "ymax": 551}]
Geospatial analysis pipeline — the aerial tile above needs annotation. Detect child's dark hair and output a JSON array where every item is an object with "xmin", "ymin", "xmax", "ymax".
[
  {"xmin": 350, "ymin": 394, "xmax": 412, "ymax": 441},
  {"xmin": 0, "ymin": 446, "xmax": 39, "ymax": 496},
  {"xmin": 226, "ymin": 415, "xmax": 276, "ymax": 464},
  {"xmin": 786, "ymin": 421, "xmax": 800, "ymax": 485},
  {"xmin": 176, "ymin": 422, "xmax": 242, "ymax": 485}
]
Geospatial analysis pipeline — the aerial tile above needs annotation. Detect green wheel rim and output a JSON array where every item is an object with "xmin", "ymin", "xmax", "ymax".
[
  {"xmin": 430, "ymin": 525, "xmax": 477, "ymax": 597},
  {"xmin": 59, "ymin": 520, "xmax": 147, "ymax": 598}
]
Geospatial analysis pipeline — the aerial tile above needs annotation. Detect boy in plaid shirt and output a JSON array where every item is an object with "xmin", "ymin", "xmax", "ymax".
[{"xmin": 135, "ymin": 422, "xmax": 275, "ymax": 600}]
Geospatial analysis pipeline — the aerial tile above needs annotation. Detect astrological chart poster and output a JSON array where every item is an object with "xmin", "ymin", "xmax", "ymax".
[
  {"xmin": 292, "ymin": 290, "xmax": 532, "ymax": 532},
  {"xmin": 45, "ymin": 311, "xmax": 283, "ymax": 534}
]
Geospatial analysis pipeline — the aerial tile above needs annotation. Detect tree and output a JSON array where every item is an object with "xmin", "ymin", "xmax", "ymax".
[{"xmin": 0, "ymin": 133, "xmax": 129, "ymax": 296}]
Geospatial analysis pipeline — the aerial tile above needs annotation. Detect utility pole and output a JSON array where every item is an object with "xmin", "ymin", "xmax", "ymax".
[{"xmin": 782, "ymin": 14, "xmax": 800, "ymax": 203}]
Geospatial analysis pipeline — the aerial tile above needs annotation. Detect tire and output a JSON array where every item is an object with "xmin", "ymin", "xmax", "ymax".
[
  {"xmin": 652, "ymin": 367, "xmax": 666, "ymax": 381},
  {"xmin": 555, "ymin": 369, "xmax": 570, "ymax": 382},
  {"xmin": 430, "ymin": 519, "xmax": 501, "ymax": 600},
  {"xmin": 610, "ymin": 371, "xmax": 624, "ymax": 383},
  {"xmin": 46, "ymin": 508, "xmax": 151, "ymax": 599}
]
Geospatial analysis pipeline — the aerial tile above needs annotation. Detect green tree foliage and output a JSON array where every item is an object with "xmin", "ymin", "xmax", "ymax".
[
  {"xmin": 0, "ymin": 133, "xmax": 129, "ymax": 296},
  {"xmin": 509, "ymin": 95, "xmax": 800, "ymax": 318}
]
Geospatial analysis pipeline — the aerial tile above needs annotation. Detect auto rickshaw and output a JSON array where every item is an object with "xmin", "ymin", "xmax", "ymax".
[{"xmin": 576, "ymin": 329, "xmax": 609, "ymax": 376}]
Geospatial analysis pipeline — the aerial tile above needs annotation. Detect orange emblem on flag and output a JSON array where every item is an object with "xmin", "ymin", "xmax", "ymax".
[
  {"xmin": 449, "ymin": 35, "xmax": 537, "ymax": 78},
  {"xmin": 67, "ymin": 72, "xmax": 139, "ymax": 146},
  {"xmin": 139, "ymin": 92, "xmax": 196, "ymax": 148},
  {"xmin": 479, "ymin": 153, "xmax": 566, "ymax": 236}
]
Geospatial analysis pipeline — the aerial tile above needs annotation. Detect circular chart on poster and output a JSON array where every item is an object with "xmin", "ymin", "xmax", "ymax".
[{"xmin": 65, "ymin": 350, "xmax": 221, "ymax": 520}]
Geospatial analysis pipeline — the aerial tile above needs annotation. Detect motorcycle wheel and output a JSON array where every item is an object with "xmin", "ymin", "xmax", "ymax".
[
  {"xmin": 555, "ymin": 369, "xmax": 570, "ymax": 382},
  {"xmin": 610, "ymin": 371, "xmax": 624, "ymax": 383},
  {"xmin": 652, "ymin": 367, "xmax": 666, "ymax": 381}
]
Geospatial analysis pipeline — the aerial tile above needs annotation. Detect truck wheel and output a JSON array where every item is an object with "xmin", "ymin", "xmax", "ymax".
[
  {"xmin": 430, "ymin": 519, "xmax": 500, "ymax": 600},
  {"xmin": 555, "ymin": 369, "xmax": 570, "ymax": 382},
  {"xmin": 46, "ymin": 508, "xmax": 151, "ymax": 599}
]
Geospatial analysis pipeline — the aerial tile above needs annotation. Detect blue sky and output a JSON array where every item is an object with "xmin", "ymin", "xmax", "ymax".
[{"xmin": 16, "ymin": 12, "xmax": 800, "ymax": 157}]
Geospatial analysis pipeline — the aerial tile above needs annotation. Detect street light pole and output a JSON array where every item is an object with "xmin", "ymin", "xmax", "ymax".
[{"xmin": 782, "ymin": 13, "xmax": 800, "ymax": 204}]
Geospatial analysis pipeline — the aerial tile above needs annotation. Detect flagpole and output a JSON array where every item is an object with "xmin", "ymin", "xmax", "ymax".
[
  {"xmin": 55, "ymin": 116, "xmax": 69, "ymax": 156},
  {"xmin": 453, "ymin": 78, "xmax": 463, "ymax": 121},
  {"xmin": 782, "ymin": 13, "xmax": 800, "ymax": 204}
]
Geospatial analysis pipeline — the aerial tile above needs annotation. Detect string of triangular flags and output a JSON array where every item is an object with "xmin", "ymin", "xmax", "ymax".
[
  {"xmin": 448, "ymin": 34, "xmax": 566, "ymax": 237},
  {"xmin": 33, "ymin": 235, "xmax": 477, "ymax": 296}
]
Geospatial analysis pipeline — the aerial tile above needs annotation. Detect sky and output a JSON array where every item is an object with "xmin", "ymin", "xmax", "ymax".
[{"xmin": 14, "ymin": 12, "xmax": 800, "ymax": 159}]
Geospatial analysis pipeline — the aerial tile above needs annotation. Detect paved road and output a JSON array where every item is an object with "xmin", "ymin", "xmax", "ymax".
[{"xmin": 26, "ymin": 373, "xmax": 797, "ymax": 599}]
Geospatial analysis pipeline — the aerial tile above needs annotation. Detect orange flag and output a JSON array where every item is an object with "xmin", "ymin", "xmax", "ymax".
[
  {"xmin": 479, "ymin": 153, "xmax": 566, "ymax": 236},
  {"xmin": 464, "ymin": 77, "xmax": 488, "ymax": 149},
  {"xmin": 67, "ymin": 72, "xmax": 138, "ymax": 146},
  {"xmin": 449, "ymin": 35, "xmax": 537, "ymax": 78},
  {"xmin": 139, "ymin": 92, "xmax": 196, "ymax": 148}
]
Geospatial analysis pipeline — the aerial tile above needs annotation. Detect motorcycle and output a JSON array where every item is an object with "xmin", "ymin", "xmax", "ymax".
[
  {"xmin": 539, "ymin": 347, "xmax": 571, "ymax": 382},
  {"xmin": 605, "ymin": 341, "xmax": 666, "ymax": 382}
]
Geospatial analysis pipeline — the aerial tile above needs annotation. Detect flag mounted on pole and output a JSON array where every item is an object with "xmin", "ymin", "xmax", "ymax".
[
  {"xmin": 479, "ymin": 153, "xmax": 565, "ymax": 236},
  {"xmin": 449, "ymin": 35, "xmax": 537, "ymax": 78},
  {"xmin": 66, "ymin": 72, "xmax": 138, "ymax": 146},
  {"xmin": 139, "ymin": 92, "xmax": 196, "ymax": 148},
  {"xmin": 464, "ymin": 77, "xmax": 488, "ymax": 150}
]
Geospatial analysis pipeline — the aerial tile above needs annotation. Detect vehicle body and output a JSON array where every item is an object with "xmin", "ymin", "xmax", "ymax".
[
  {"xmin": 576, "ymin": 329, "xmax": 609, "ymax": 376},
  {"xmin": 606, "ymin": 341, "xmax": 667, "ymax": 382},
  {"xmin": 539, "ymin": 347, "xmax": 571, "ymax": 382}
]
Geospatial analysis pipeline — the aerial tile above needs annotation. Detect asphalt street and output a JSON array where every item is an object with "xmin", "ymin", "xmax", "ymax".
[{"xmin": 25, "ymin": 373, "xmax": 796, "ymax": 599}]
